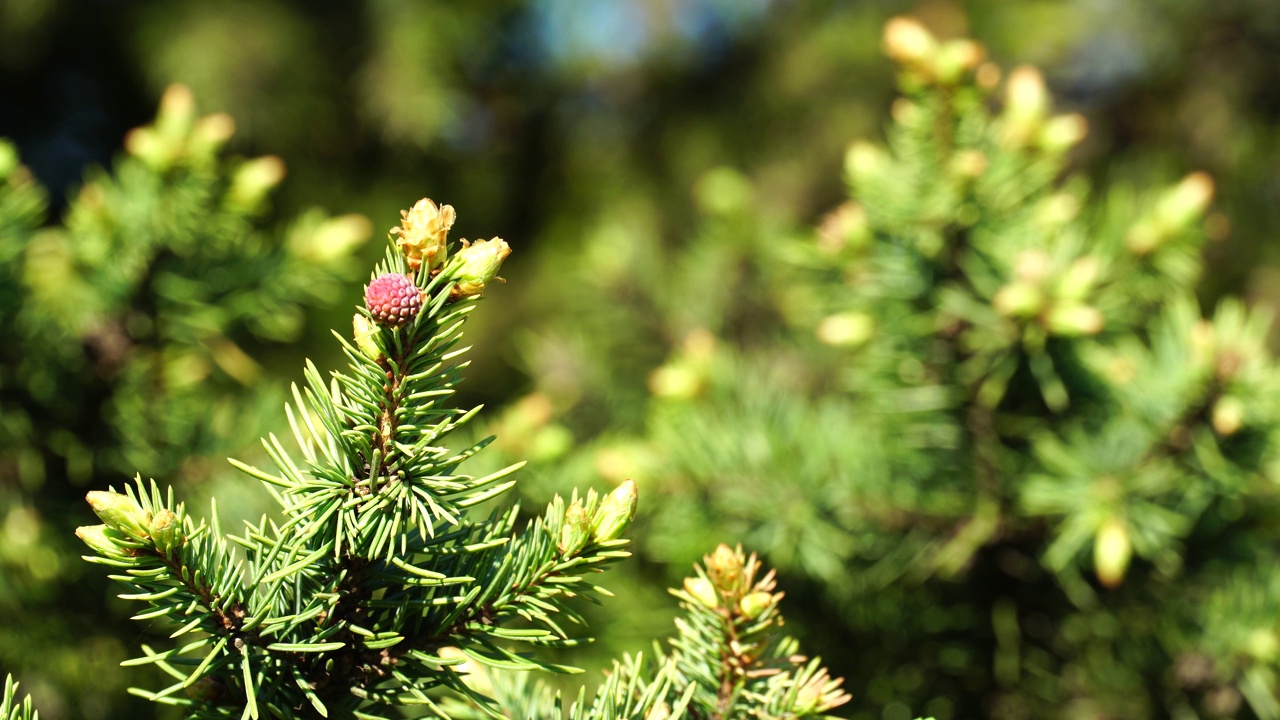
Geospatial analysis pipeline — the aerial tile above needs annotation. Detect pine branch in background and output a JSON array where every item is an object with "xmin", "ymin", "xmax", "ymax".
[
  {"xmin": 478, "ymin": 16, "xmax": 1280, "ymax": 720},
  {"xmin": 0, "ymin": 85, "xmax": 369, "ymax": 716}
]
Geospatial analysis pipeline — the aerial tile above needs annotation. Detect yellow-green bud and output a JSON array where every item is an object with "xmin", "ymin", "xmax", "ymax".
[
  {"xmin": 1001, "ymin": 66, "xmax": 1049, "ymax": 148},
  {"xmin": 1006, "ymin": 66, "xmax": 1049, "ymax": 124},
  {"xmin": 684, "ymin": 576, "xmax": 719, "ymax": 610},
  {"xmin": 591, "ymin": 480, "xmax": 638, "ymax": 543},
  {"xmin": 0, "ymin": 140, "xmax": 18, "ymax": 178},
  {"xmin": 86, "ymin": 490, "xmax": 151, "ymax": 540},
  {"xmin": 393, "ymin": 198, "xmax": 455, "ymax": 272},
  {"xmin": 816, "ymin": 202, "xmax": 871, "ymax": 253},
  {"xmin": 706, "ymin": 544, "xmax": 743, "ymax": 594},
  {"xmin": 155, "ymin": 84, "xmax": 196, "ymax": 138},
  {"xmin": 1212, "ymin": 396, "xmax": 1246, "ymax": 437},
  {"xmin": 353, "ymin": 313, "xmax": 384, "ymax": 362},
  {"xmin": 1247, "ymin": 629, "xmax": 1280, "ymax": 663},
  {"xmin": 1094, "ymin": 517, "xmax": 1132, "ymax": 589},
  {"xmin": 294, "ymin": 214, "xmax": 372, "ymax": 264},
  {"xmin": 452, "ymin": 238, "xmax": 511, "ymax": 298},
  {"xmin": 75, "ymin": 524, "xmax": 133, "ymax": 558},
  {"xmin": 934, "ymin": 39, "xmax": 984, "ymax": 84},
  {"xmin": 1125, "ymin": 219, "xmax": 1162, "ymax": 256},
  {"xmin": 844, "ymin": 141, "xmax": 889, "ymax": 185},
  {"xmin": 1056, "ymin": 256, "xmax": 1102, "ymax": 302},
  {"xmin": 1039, "ymin": 113, "xmax": 1088, "ymax": 153},
  {"xmin": 558, "ymin": 500, "xmax": 591, "ymax": 557},
  {"xmin": 993, "ymin": 282, "xmax": 1045, "ymax": 319},
  {"xmin": 149, "ymin": 509, "xmax": 183, "ymax": 554},
  {"xmin": 738, "ymin": 591, "xmax": 773, "ymax": 620},
  {"xmin": 227, "ymin": 156, "xmax": 287, "ymax": 211},
  {"xmin": 189, "ymin": 113, "xmax": 236, "ymax": 158},
  {"xmin": 1045, "ymin": 304, "xmax": 1104, "ymax": 336},
  {"xmin": 816, "ymin": 311, "xmax": 875, "ymax": 348},
  {"xmin": 950, "ymin": 150, "xmax": 988, "ymax": 180},
  {"xmin": 648, "ymin": 363, "xmax": 704, "ymax": 400},
  {"xmin": 1155, "ymin": 172, "xmax": 1214, "ymax": 231},
  {"xmin": 882, "ymin": 17, "xmax": 937, "ymax": 66}
]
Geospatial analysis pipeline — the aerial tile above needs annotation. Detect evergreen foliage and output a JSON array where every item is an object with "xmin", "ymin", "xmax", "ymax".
[
  {"xmin": 70, "ymin": 201, "xmax": 850, "ymax": 719},
  {"xmin": 491, "ymin": 18, "xmax": 1280, "ymax": 719},
  {"xmin": 0, "ymin": 85, "xmax": 369, "ymax": 715}
]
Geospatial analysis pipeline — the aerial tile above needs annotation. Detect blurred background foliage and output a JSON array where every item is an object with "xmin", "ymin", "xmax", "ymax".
[{"xmin": 4, "ymin": 0, "xmax": 1280, "ymax": 718}]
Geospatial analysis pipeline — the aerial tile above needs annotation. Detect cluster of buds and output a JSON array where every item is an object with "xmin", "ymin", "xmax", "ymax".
[
  {"xmin": 993, "ymin": 249, "xmax": 1105, "ymax": 337},
  {"xmin": 77, "ymin": 488, "xmax": 185, "ymax": 558},
  {"xmin": 125, "ymin": 85, "xmax": 239, "ymax": 173},
  {"xmin": 996, "ymin": 65, "xmax": 1089, "ymax": 152},
  {"xmin": 681, "ymin": 544, "xmax": 780, "ymax": 622},
  {"xmin": 555, "ymin": 480, "xmax": 639, "ymax": 557},
  {"xmin": 1125, "ymin": 172, "xmax": 1215, "ymax": 256},
  {"xmin": 1188, "ymin": 312, "xmax": 1264, "ymax": 439},
  {"xmin": 882, "ymin": 16, "xmax": 986, "ymax": 86}
]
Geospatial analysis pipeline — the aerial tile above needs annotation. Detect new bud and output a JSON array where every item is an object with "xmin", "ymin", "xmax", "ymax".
[
  {"xmin": 149, "ymin": 509, "xmax": 184, "ymax": 554},
  {"xmin": 1094, "ymin": 517, "xmax": 1132, "ymax": 589},
  {"xmin": 1045, "ymin": 304, "xmax": 1104, "ymax": 336},
  {"xmin": 684, "ymin": 576, "xmax": 719, "ymax": 610},
  {"xmin": 882, "ymin": 17, "xmax": 937, "ymax": 66},
  {"xmin": 706, "ymin": 544, "xmax": 744, "ymax": 594},
  {"xmin": 738, "ymin": 591, "xmax": 774, "ymax": 620},
  {"xmin": 993, "ymin": 282, "xmax": 1045, "ymax": 319},
  {"xmin": 75, "ymin": 525, "xmax": 133, "ymax": 558},
  {"xmin": 1212, "ymin": 396, "xmax": 1246, "ymax": 437},
  {"xmin": 816, "ymin": 312, "xmax": 874, "ymax": 348},
  {"xmin": 0, "ymin": 140, "xmax": 18, "ymax": 178},
  {"xmin": 352, "ymin": 313, "xmax": 384, "ymax": 362},
  {"xmin": 590, "ymin": 480, "xmax": 638, "ymax": 543},
  {"xmin": 558, "ymin": 500, "xmax": 591, "ymax": 557},
  {"xmin": 453, "ymin": 238, "xmax": 512, "ymax": 298},
  {"xmin": 1039, "ymin": 113, "xmax": 1088, "ymax": 153},
  {"xmin": 86, "ymin": 490, "xmax": 151, "ymax": 540},
  {"xmin": 844, "ymin": 141, "xmax": 890, "ymax": 184},
  {"xmin": 1056, "ymin": 256, "xmax": 1102, "ymax": 302},
  {"xmin": 294, "ymin": 214, "xmax": 372, "ymax": 264},
  {"xmin": 392, "ymin": 197, "xmax": 455, "ymax": 272},
  {"xmin": 1155, "ymin": 172, "xmax": 1215, "ymax": 231},
  {"xmin": 227, "ymin": 156, "xmax": 287, "ymax": 211}
]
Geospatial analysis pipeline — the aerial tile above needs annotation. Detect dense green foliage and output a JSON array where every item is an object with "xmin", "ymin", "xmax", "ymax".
[
  {"xmin": 0, "ymin": 88, "xmax": 369, "ymax": 718},
  {"xmin": 5, "ymin": 1, "xmax": 1280, "ymax": 719},
  {"xmin": 479, "ymin": 17, "xmax": 1280, "ymax": 720},
  {"xmin": 65, "ymin": 201, "xmax": 849, "ymax": 719}
]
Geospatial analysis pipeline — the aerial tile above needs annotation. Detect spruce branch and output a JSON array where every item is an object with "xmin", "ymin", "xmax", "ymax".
[
  {"xmin": 436, "ymin": 545, "xmax": 849, "ymax": 720},
  {"xmin": 76, "ymin": 199, "xmax": 637, "ymax": 720}
]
